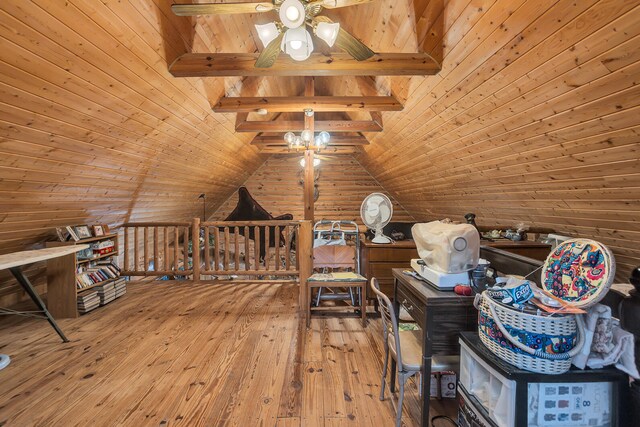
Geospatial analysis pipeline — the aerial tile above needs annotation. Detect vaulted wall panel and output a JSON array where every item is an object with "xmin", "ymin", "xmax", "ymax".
[
  {"xmin": 0, "ymin": 0, "xmax": 267, "ymax": 305},
  {"xmin": 213, "ymin": 156, "xmax": 414, "ymax": 226},
  {"xmin": 355, "ymin": 0, "xmax": 640, "ymax": 280}
]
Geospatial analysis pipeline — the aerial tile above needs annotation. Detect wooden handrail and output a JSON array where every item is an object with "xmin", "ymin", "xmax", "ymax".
[{"xmin": 119, "ymin": 220, "xmax": 314, "ymax": 304}]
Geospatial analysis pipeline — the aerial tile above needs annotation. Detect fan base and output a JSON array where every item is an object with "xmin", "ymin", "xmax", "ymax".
[{"xmin": 371, "ymin": 235, "xmax": 392, "ymax": 244}]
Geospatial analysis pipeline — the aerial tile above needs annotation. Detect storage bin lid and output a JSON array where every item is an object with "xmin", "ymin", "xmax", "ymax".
[{"xmin": 541, "ymin": 238, "xmax": 615, "ymax": 308}]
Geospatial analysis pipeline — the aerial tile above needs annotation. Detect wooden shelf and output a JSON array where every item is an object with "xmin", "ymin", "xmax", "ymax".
[
  {"xmin": 77, "ymin": 251, "xmax": 118, "ymax": 264},
  {"xmin": 46, "ymin": 231, "xmax": 121, "ymax": 318},
  {"xmin": 74, "ymin": 233, "xmax": 118, "ymax": 244}
]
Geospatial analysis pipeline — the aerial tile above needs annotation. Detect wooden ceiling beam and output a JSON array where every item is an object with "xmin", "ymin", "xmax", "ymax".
[
  {"xmin": 236, "ymin": 120, "xmax": 383, "ymax": 133},
  {"xmin": 259, "ymin": 146, "xmax": 363, "ymax": 155},
  {"xmin": 213, "ymin": 96, "xmax": 403, "ymax": 113},
  {"xmin": 251, "ymin": 135, "xmax": 370, "ymax": 146},
  {"xmin": 169, "ymin": 53, "xmax": 441, "ymax": 77}
]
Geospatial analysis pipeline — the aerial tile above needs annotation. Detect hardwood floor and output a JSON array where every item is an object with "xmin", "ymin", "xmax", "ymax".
[{"xmin": 0, "ymin": 281, "xmax": 456, "ymax": 426}]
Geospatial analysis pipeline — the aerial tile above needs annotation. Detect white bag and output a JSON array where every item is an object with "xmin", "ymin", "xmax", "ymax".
[{"xmin": 412, "ymin": 221, "xmax": 479, "ymax": 273}]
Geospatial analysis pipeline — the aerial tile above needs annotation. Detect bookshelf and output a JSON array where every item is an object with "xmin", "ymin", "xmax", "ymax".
[{"xmin": 46, "ymin": 233, "xmax": 121, "ymax": 318}]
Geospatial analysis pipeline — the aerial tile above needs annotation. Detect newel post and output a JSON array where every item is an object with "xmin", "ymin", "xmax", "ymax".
[
  {"xmin": 192, "ymin": 217, "xmax": 200, "ymax": 281},
  {"xmin": 298, "ymin": 220, "xmax": 313, "ymax": 325}
]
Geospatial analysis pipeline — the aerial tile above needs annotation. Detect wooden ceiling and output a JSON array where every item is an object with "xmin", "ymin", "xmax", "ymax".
[{"xmin": 0, "ymin": 0, "xmax": 638, "ymax": 304}]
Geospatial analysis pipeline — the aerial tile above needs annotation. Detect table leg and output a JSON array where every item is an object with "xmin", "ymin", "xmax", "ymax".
[
  {"xmin": 9, "ymin": 267, "xmax": 69, "ymax": 343},
  {"xmin": 390, "ymin": 277, "xmax": 400, "ymax": 393},
  {"xmin": 421, "ymin": 355, "xmax": 432, "ymax": 427}
]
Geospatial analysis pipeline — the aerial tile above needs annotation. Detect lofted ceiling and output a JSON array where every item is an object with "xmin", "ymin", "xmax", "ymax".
[{"xmin": 0, "ymin": 0, "xmax": 638, "ymax": 306}]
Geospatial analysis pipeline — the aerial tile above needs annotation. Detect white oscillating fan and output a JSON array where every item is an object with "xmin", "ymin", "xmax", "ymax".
[{"xmin": 360, "ymin": 193, "xmax": 393, "ymax": 244}]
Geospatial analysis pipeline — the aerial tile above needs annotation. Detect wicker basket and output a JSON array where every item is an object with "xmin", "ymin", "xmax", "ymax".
[{"xmin": 475, "ymin": 292, "xmax": 585, "ymax": 374}]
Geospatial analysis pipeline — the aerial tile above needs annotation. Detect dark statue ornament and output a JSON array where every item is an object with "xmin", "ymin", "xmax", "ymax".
[{"xmin": 619, "ymin": 265, "xmax": 640, "ymax": 420}]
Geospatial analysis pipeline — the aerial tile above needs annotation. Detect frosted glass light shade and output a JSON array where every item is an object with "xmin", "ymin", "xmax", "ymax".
[
  {"xmin": 279, "ymin": 0, "xmax": 305, "ymax": 28},
  {"xmin": 301, "ymin": 129, "xmax": 313, "ymax": 142},
  {"xmin": 281, "ymin": 27, "xmax": 314, "ymax": 61},
  {"xmin": 300, "ymin": 157, "xmax": 321, "ymax": 167},
  {"xmin": 284, "ymin": 132, "xmax": 295, "ymax": 145},
  {"xmin": 318, "ymin": 131, "xmax": 330, "ymax": 144},
  {"xmin": 315, "ymin": 22, "xmax": 340, "ymax": 47},
  {"xmin": 255, "ymin": 23, "xmax": 279, "ymax": 47}
]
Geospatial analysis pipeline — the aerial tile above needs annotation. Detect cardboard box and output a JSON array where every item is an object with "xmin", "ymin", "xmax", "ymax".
[{"xmin": 430, "ymin": 371, "xmax": 457, "ymax": 399}]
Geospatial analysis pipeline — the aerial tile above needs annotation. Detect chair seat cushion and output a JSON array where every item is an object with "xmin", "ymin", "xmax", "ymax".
[{"xmin": 308, "ymin": 272, "xmax": 366, "ymax": 282}]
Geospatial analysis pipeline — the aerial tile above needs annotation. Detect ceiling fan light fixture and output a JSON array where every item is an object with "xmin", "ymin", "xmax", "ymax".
[
  {"xmin": 281, "ymin": 27, "xmax": 314, "ymax": 61},
  {"xmin": 318, "ymin": 131, "xmax": 331, "ymax": 144},
  {"xmin": 315, "ymin": 22, "xmax": 340, "ymax": 47},
  {"xmin": 255, "ymin": 23, "xmax": 280, "ymax": 47},
  {"xmin": 279, "ymin": 0, "xmax": 305, "ymax": 28}
]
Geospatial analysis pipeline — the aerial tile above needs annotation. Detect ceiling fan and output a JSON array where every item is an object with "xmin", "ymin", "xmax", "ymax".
[{"xmin": 171, "ymin": 0, "xmax": 376, "ymax": 67}]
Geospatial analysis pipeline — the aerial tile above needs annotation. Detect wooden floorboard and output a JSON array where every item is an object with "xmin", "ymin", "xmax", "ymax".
[{"xmin": 0, "ymin": 281, "xmax": 456, "ymax": 426}]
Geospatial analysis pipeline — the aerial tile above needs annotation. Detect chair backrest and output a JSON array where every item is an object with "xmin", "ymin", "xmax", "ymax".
[
  {"xmin": 370, "ymin": 278, "xmax": 404, "ymax": 367},
  {"xmin": 313, "ymin": 245, "xmax": 357, "ymax": 270}
]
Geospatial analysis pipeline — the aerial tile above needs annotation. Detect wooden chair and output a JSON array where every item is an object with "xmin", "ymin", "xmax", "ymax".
[
  {"xmin": 306, "ymin": 244, "xmax": 367, "ymax": 327},
  {"xmin": 370, "ymin": 278, "xmax": 458, "ymax": 427}
]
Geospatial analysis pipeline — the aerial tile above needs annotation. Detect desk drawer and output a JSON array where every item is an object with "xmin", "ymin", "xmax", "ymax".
[
  {"xmin": 368, "ymin": 247, "xmax": 418, "ymax": 262},
  {"xmin": 396, "ymin": 285, "xmax": 425, "ymax": 330}
]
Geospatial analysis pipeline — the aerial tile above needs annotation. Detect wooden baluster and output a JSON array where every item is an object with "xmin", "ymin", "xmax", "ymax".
[
  {"xmin": 275, "ymin": 225, "xmax": 280, "ymax": 271},
  {"xmin": 294, "ymin": 225, "xmax": 299, "ymax": 270},
  {"xmin": 164, "ymin": 227, "xmax": 169, "ymax": 271},
  {"xmin": 265, "ymin": 225, "xmax": 271, "ymax": 271},
  {"xmin": 234, "ymin": 226, "xmax": 240, "ymax": 272},
  {"xmin": 204, "ymin": 225, "xmax": 210, "ymax": 273},
  {"xmin": 143, "ymin": 227, "xmax": 149, "ymax": 271},
  {"xmin": 223, "ymin": 227, "xmax": 230, "ymax": 271},
  {"xmin": 153, "ymin": 227, "xmax": 159, "ymax": 272},
  {"xmin": 244, "ymin": 226, "xmax": 250, "ymax": 271},
  {"xmin": 134, "ymin": 227, "xmax": 140, "ymax": 272},
  {"xmin": 183, "ymin": 226, "xmax": 189, "ymax": 273},
  {"xmin": 192, "ymin": 218, "xmax": 200, "ymax": 281},
  {"xmin": 124, "ymin": 227, "xmax": 130, "ymax": 272},
  {"xmin": 174, "ymin": 227, "xmax": 179, "ymax": 272},
  {"xmin": 254, "ymin": 226, "xmax": 260, "ymax": 271},
  {"xmin": 284, "ymin": 225, "xmax": 291, "ymax": 271},
  {"xmin": 213, "ymin": 226, "xmax": 220, "ymax": 271}
]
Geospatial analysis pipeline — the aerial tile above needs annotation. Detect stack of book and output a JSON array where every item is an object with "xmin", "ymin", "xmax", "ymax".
[
  {"xmin": 95, "ymin": 281, "xmax": 116, "ymax": 305},
  {"xmin": 77, "ymin": 291, "xmax": 100, "ymax": 314},
  {"xmin": 114, "ymin": 278, "xmax": 126, "ymax": 298},
  {"xmin": 76, "ymin": 260, "xmax": 121, "ymax": 290}
]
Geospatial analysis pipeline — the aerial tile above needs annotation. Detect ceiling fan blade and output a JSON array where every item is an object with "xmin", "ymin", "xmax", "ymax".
[
  {"xmin": 335, "ymin": 27, "xmax": 375, "ymax": 60},
  {"xmin": 171, "ymin": 2, "xmax": 275, "ymax": 16},
  {"xmin": 255, "ymin": 32, "xmax": 284, "ymax": 68},
  {"xmin": 313, "ymin": 16, "xmax": 374, "ymax": 61},
  {"xmin": 319, "ymin": 0, "xmax": 374, "ymax": 9}
]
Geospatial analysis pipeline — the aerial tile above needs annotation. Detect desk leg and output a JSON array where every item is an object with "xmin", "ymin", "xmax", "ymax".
[
  {"xmin": 9, "ymin": 267, "xmax": 69, "ymax": 343},
  {"xmin": 390, "ymin": 277, "xmax": 400, "ymax": 393},
  {"xmin": 420, "ymin": 312, "xmax": 433, "ymax": 427}
]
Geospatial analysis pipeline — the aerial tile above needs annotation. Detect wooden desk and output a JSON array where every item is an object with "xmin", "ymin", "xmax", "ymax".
[
  {"xmin": 0, "ymin": 245, "xmax": 89, "ymax": 342},
  {"xmin": 391, "ymin": 268, "xmax": 477, "ymax": 427}
]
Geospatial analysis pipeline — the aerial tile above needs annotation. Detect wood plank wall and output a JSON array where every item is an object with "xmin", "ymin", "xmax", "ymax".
[
  {"xmin": 0, "ymin": 0, "xmax": 277, "ymax": 306},
  {"xmin": 213, "ymin": 156, "xmax": 415, "ymax": 227},
  {"xmin": 333, "ymin": 0, "xmax": 640, "ymax": 281}
]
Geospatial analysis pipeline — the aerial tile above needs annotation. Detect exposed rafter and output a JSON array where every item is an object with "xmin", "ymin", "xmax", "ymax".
[
  {"xmin": 169, "ymin": 53, "xmax": 441, "ymax": 77},
  {"xmin": 236, "ymin": 119, "xmax": 383, "ymax": 133},
  {"xmin": 251, "ymin": 135, "xmax": 370, "ymax": 146},
  {"xmin": 213, "ymin": 96, "xmax": 403, "ymax": 113},
  {"xmin": 258, "ymin": 146, "xmax": 364, "ymax": 154}
]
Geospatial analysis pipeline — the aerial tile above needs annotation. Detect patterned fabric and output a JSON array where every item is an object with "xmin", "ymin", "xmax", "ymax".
[
  {"xmin": 478, "ymin": 311, "xmax": 576, "ymax": 356},
  {"xmin": 542, "ymin": 239, "xmax": 613, "ymax": 307},
  {"xmin": 307, "ymin": 272, "xmax": 366, "ymax": 282}
]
